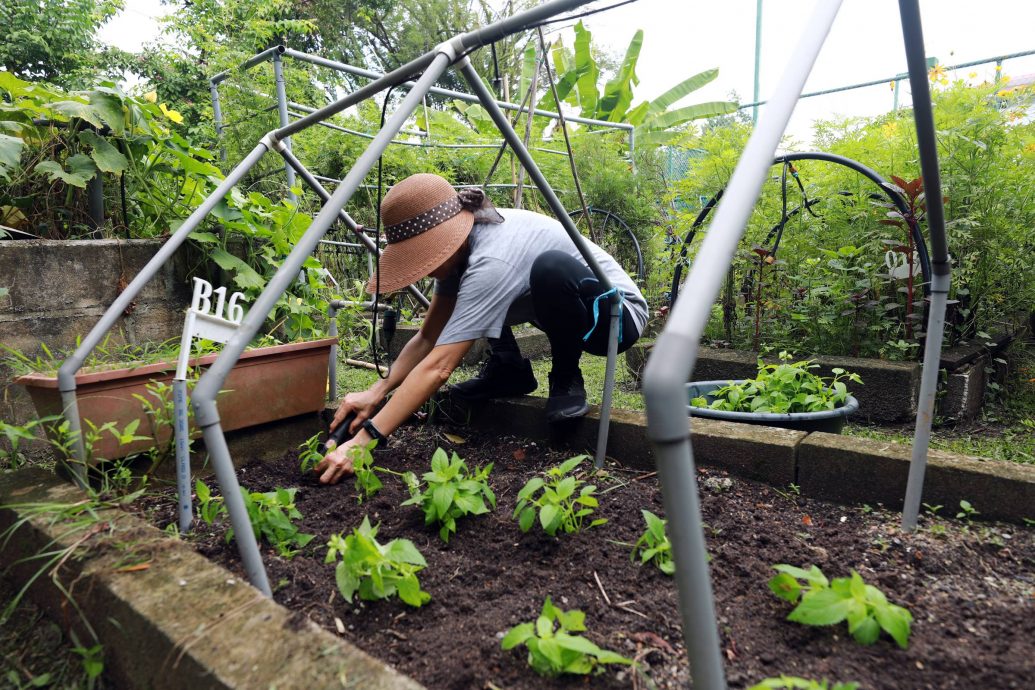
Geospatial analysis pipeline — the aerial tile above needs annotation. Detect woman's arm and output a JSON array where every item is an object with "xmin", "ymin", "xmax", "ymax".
[
  {"xmin": 330, "ymin": 293, "xmax": 456, "ymax": 434},
  {"xmin": 316, "ymin": 339, "xmax": 473, "ymax": 484}
]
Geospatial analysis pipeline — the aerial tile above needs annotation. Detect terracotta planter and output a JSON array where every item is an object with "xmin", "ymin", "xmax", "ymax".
[{"xmin": 15, "ymin": 338, "xmax": 336, "ymax": 461}]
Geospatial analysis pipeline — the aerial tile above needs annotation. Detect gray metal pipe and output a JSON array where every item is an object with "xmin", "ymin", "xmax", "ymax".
[
  {"xmin": 210, "ymin": 45, "xmax": 286, "ymax": 85},
  {"xmin": 278, "ymin": 145, "xmax": 430, "ymax": 308},
  {"xmin": 328, "ymin": 301, "xmax": 341, "ymax": 401},
  {"xmin": 272, "ymin": 0, "xmax": 594, "ymax": 141},
  {"xmin": 210, "ymin": 81, "xmax": 226, "ymax": 161},
  {"xmin": 642, "ymin": 2, "xmax": 843, "ymax": 687},
  {"xmin": 898, "ymin": 0, "xmax": 952, "ymax": 531},
  {"xmin": 458, "ymin": 59, "xmax": 613, "ymax": 291},
  {"xmin": 273, "ymin": 51, "xmax": 297, "ymax": 201},
  {"xmin": 282, "ymin": 47, "xmax": 633, "ymax": 135}
]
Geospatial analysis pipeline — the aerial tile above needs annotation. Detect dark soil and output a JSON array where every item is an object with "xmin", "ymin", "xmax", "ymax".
[{"xmin": 136, "ymin": 426, "xmax": 1035, "ymax": 690}]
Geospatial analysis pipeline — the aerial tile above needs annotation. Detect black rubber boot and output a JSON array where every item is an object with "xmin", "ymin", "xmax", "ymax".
[
  {"xmin": 449, "ymin": 354, "xmax": 538, "ymax": 401},
  {"xmin": 545, "ymin": 369, "xmax": 589, "ymax": 422}
]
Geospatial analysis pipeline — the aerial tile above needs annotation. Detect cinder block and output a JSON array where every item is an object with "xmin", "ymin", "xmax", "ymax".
[{"xmin": 797, "ymin": 432, "xmax": 1035, "ymax": 523}]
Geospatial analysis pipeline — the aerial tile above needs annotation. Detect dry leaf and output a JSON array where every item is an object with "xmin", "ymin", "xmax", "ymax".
[
  {"xmin": 442, "ymin": 433, "xmax": 466, "ymax": 445},
  {"xmin": 334, "ymin": 616, "xmax": 345, "ymax": 635},
  {"xmin": 116, "ymin": 562, "xmax": 151, "ymax": 573},
  {"xmin": 801, "ymin": 514, "xmax": 813, "ymax": 526},
  {"xmin": 512, "ymin": 448, "xmax": 526, "ymax": 461}
]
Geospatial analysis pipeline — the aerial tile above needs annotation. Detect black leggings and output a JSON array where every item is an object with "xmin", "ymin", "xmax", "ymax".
[{"xmin": 492, "ymin": 250, "xmax": 639, "ymax": 375}]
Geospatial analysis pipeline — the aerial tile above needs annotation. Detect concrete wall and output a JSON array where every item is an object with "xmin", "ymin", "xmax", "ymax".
[{"xmin": 1, "ymin": 239, "xmax": 195, "ymax": 452}]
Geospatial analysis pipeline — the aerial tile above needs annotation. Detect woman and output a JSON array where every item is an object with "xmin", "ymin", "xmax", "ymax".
[{"xmin": 315, "ymin": 173, "xmax": 647, "ymax": 485}]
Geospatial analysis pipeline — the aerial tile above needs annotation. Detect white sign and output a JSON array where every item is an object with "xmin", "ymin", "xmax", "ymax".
[
  {"xmin": 175, "ymin": 278, "xmax": 249, "ymax": 380},
  {"xmin": 884, "ymin": 250, "xmax": 920, "ymax": 280}
]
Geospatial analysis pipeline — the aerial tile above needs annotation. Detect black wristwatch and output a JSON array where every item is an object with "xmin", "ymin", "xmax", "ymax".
[{"xmin": 362, "ymin": 418, "xmax": 388, "ymax": 445}]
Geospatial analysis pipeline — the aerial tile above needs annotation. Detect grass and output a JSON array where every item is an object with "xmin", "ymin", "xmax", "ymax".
[{"xmin": 334, "ymin": 349, "xmax": 646, "ymax": 412}]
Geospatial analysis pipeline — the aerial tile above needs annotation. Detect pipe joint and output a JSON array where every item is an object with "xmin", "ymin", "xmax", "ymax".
[
  {"xmin": 434, "ymin": 40, "xmax": 460, "ymax": 62},
  {"xmin": 930, "ymin": 272, "xmax": 951, "ymax": 294},
  {"xmin": 57, "ymin": 363, "xmax": 79, "ymax": 393},
  {"xmin": 191, "ymin": 395, "xmax": 222, "ymax": 429},
  {"xmin": 261, "ymin": 131, "xmax": 286, "ymax": 152}
]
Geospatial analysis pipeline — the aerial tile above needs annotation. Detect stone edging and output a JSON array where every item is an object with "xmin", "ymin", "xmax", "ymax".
[
  {"xmin": 460, "ymin": 397, "xmax": 1035, "ymax": 524},
  {"xmin": 0, "ymin": 467, "xmax": 423, "ymax": 690}
]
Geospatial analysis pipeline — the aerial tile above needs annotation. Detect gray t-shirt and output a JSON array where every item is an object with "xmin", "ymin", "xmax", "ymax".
[{"xmin": 434, "ymin": 208, "xmax": 648, "ymax": 345}]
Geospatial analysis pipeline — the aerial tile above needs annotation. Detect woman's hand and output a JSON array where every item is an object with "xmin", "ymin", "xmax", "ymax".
[
  {"xmin": 331, "ymin": 388, "xmax": 382, "ymax": 434},
  {"xmin": 314, "ymin": 437, "xmax": 361, "ymax": 485}
]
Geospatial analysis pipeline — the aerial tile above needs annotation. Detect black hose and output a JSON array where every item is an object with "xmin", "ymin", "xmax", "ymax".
[{"xmin": 668, "ymin": 152, "xmax": 932, "ymax": 307}]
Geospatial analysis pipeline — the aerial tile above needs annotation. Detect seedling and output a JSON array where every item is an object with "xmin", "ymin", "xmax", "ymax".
[
  {"xmin": 956, "ymin": 499, "xmax": 979, "ymax": 522},
  {"xmin": 513, "ymin": 455, "xmax": 605, "ymax": 536},
  {"xmin": 195, "ymin": 481, "xmax": 314, "ymax": 558},
  {"xmin": 501, "ymin": 596, "xmax": 633, "ymax": 676},
  {"xmin": 195, "ymin": 479, "xmax": 226, "ymax": 525},
  {"xmin": 325, "ymin": 516, "xmax": 430, "ymax": 607},
  {"xmin": 631, "ymin": 510, "xmax": 674, "ymax": 575},
  {"xmin": 400, "ymin": 447, "xmax": 495, "ymax": 542},
  {"xmin": 350, "ymin": 439, "xmax": 383, "ymax": 503},
  {"xmin": 749, "ymin": 676, "xmax": 859, "ymax": 690},
  {"xmin": 298, "ymin": 432, "xmax": 323, "ymax": 473},
  {"xmin": 691, "ymin": 352, "xmax": 862, "ymax": 414},
  {"xmin": 768, "ymin": 564, "xmax": 912, "ymax": 648},
  {"xmin": 234, "ymin": 487, "xmax": 315, "ymax": 558}
]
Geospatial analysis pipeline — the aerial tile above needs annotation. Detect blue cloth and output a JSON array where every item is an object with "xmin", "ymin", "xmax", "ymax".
[{"xmin": 583, "ymin": 287, "xmax": 625, "ymax": 343}]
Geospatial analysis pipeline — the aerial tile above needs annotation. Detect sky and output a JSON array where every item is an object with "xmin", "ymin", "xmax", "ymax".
[{"xmin": 99, "ymin": 0, "xmax": 1035, "ymax": 144}]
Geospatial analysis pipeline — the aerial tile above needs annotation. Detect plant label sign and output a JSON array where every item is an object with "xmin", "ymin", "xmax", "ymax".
[
  {"xmin": 884, "ymin": 250, "xmax": 920, "ymax": 280},
  {"xmin": 175, "ymin": 278, "xmax": 249, "ymax": 380}
]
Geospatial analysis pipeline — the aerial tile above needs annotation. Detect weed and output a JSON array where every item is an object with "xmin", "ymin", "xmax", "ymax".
[
  {"xmin": 501, "ymin": 596, "xmax": 633, "ymax": 676},
  {"xmin": 768, "ymin": 564, "xmax": 912, "ymax": 648},
  {"xmin": 631, "ymin": 510, "xmax": 674, "ymax": 575},
  {"xmin": 513, "ymin": 456, "xmax": 605, "ymax": 537},
  {"xmin": 325, "ymin": 516, "xmax": 430, "ymax": 607},
  {"xmin": 749, "ymin": 677, "xmax": 859, "ymax": 690},
  {"xmin": 298, "ymin": 432, "xmax": 323, "ymax": 473},
  {"xmin": 400, "ymin": 448, "xmax": 495, "ymax": 543},
  {"xmin": 0, "ymin": 416, "xmax": 59, "ymax": 470}
]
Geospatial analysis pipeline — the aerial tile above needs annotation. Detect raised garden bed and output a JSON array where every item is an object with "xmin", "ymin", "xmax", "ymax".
[{"xmin": 134, "ymin": 425, "xmax": 1034, "ymax": 689}]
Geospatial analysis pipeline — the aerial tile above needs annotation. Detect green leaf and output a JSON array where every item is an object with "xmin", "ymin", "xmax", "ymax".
[
  {"xmin": 210, "ymin": 248, "xmax": 265, "ymax": 289},
  {"xmin": 518, "ymin": 41, "xmax": 537, "ymax": 105},
  {"xmin": 518, "ymin": 506, "xmax": 535, "ymax": 532},
  {"xmin": 788, "ymin": 589, "xmax": 855, "ymax": 627},
  {"xmin": 539, "ymin": 504, "xmax": 560, "ymax": 532},
  {"xmin": 874, "ymin": 604, "xmax": 912, "ymax": 649},
  {"xmin": 572, "ymin": 22, "xmax": 600, "ymax": 116},
  {"xmin": 597, "ymin": 29, "xmax": 642, "ymax": 121},
  {"xmin": 645, "ymin": 68, "xmax": 722, "ymax": 118},
  {"xmin": 79, "ymin": 130, "xmax": 128, "ymax": 174},
  {"xmin": 768, "ymin": 572, "xmax": 802, "ymax": 603},
  {"xmin": 0, "ymin": 133, "xmax": 23, "ymax": 179},
  {"xmin": 34, "ymin": 159, "xmax": 94, "ymax": 188},
  {"xmin": 88, "ymin": 90, "xmax": 125, "ymax": 135},
  {"xmin": 50, "ymin": 100, "xmax": 103, "ymax": 128},
  {"xmin": 501, "ymin": 623, "xmax": 535, "ymax": 650}
]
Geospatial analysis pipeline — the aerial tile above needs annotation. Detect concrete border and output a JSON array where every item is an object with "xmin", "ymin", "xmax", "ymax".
[
  {"xmin": 455, "ymin": 396, "xmax": 1035, "ymax": 524},
  {"xmin": 0, "ymin": 467, "xmax": 423, "ymax": 690}
]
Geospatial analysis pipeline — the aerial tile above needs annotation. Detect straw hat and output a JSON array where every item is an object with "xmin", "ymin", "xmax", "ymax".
[{"xmin": 365, "ymin": 173, "xmax": 503, "ymax": 294}]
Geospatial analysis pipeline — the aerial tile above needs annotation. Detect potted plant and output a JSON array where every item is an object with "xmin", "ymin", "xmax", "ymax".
[
  {"xmin": 687, "ymin": 352, "xmax": 861, "ymax": 434},
  {"xmin": 11, "ymin": 337, "xmax": 337, "ymax": 461}
]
